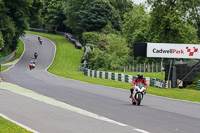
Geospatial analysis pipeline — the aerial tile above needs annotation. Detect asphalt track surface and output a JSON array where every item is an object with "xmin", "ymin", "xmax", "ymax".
[{"xmin": 1, "ymin": 34, "xmax": 200, "ymax": 133}]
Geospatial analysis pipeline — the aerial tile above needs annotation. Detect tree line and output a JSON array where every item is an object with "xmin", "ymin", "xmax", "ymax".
[
  {"xmin": 0, "ymin": 0, "xmax": 42, "ymax": 56},
  {"xmin": 1, "ymin": 0, "xmax": 200, "ymax": 71}
]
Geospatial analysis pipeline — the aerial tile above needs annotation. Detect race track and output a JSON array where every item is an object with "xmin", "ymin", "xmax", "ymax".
[{"xmin": 1, "ymin": 34, "xmax": 200, "ymax": 133}]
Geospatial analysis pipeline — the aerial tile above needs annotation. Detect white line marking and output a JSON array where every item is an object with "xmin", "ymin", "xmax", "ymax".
[
  {"xmin": 0, "ymin": 82, "xmax": 128, "ymax": 127},
  {"xmin": 0, "ymin": 113, "xmax": 39, "ymax": 133},
  {"xmin": 134, "ymin": 128, "xmax": 150, "ymax": 133}
]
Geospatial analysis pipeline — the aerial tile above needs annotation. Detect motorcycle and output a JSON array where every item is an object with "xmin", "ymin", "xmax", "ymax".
[
  {"xmin": 39, "ymin": 39, "xmax": 42, "ymax": 44},
  {"xmin": 34, "ymin": 52, "xmax": 38, "ymax": 59},
  {"xmin": 29, "ymin": 61, "xmax": 36, "ymax": 70},
  {"xmin": 131, "ymin": 83, "xmax": 146, "ymax": 106}
]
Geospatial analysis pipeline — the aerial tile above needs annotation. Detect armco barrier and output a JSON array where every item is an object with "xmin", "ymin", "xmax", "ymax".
[
  {"xmin": 111, "ymin": 73, "xmax": 115, "ymax": 80},
  {"xmin": 99, "ymin": 71, "xmax": 102, "ymax": 78},
  {"xmin": 0, "ymin": 51, "xmax": 15, "ymax": 63},
  {"xmin": 94, "ymin": 70, "xmax": 97, "ymax": 77},
  {"xmin": 150, "ymin": 78, "xmax": 156, "ymax": 87},
  {"xmin": 118, "ymin": 74, "xmax": 122, "ymax": 81},
  {"xmin": 105, "ymin": 72, "xmax": 108, "ymax": 79},
  {"xmin": 83, "ymin": 68, "xmax": 167, "ymax": 88},
  {"xmin": 90, "ymin": 70, "xmax": 92, "ymax": 77},
  {"xmin": 30, "ymin": 28, "xmax": 82, "ymax": 49},
  {"xmin": 125, "ymin": 75, "xmax": 129, "ymax": 82}
]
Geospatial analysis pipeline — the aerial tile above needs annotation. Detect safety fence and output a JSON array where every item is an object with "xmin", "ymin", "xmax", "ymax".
[
  {"xmin": 83, "ymin": 68, "xmax": 168, "ymax": 88},
  {"xmin": 124, "ymin": 62, "xmax": 164, "ymax": 72},
  {"xmin": 0, "ymin": 51, "xmax": 15, "ymax": 64}
]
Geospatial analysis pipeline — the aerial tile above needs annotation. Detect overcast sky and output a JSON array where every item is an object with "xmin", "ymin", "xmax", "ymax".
[{"xmin": 132, "ymin": 0, "xmax": 146, "ymax": 4}]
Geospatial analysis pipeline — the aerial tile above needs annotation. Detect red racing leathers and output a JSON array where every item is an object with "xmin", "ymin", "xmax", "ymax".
[{"xmin": 132, "ymin": 78, "xmax": 148, "ymax": 88}]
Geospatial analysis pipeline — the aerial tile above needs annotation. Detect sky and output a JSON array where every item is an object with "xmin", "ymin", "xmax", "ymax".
[{"xmin": 132, "ymin": 0, "xmax": 147, "ymax": 4}]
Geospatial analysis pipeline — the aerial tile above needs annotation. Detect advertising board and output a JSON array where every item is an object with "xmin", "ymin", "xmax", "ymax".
[{"xmin": 147, "ymin": 43, "xmax": 200, "ymax": 59}]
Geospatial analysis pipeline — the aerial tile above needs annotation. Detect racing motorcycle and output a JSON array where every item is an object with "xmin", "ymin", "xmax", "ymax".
[{"xmin": 131, "ymin": 83, "xmax": 146, "ymax": 106}]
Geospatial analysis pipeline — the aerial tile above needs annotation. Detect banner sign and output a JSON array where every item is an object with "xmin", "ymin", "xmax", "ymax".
[{"xmin": 147, "ymin": 43, "xmax": 200, "ymax": 59}]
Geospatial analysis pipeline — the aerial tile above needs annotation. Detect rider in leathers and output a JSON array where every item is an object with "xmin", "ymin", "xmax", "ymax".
[{"xmin": 129, "ymin": 73, "xmax": 148, "ymax": 98}]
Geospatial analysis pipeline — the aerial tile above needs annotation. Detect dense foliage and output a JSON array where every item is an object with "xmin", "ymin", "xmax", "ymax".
[
  {"xmin": 78, "ymin": 1, "xmax": 121, "ymax": 34},
  {"xmin": 0, "ymin": 0, "xmax": 42, "ymax": 56}
]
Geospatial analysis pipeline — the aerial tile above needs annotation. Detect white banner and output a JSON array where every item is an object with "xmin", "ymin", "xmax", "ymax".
[{"xmin": 147, "ymin": 43, "xmax": 200, "ymax": 59}]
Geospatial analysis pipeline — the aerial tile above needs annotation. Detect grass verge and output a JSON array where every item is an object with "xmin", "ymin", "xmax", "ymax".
[
  {"xmin": 0, "ymin": 116, "xmax": 32, "ymax": 133},
  {"xmin": 25, "ymin": 31, "xmax": 200, "ymax": 103},
  {"xmin": 1, "ymin": 66, "xmax": 8, "ymax": 71}
]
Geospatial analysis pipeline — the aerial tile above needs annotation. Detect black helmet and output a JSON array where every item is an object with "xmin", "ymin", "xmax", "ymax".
[{"xmin": 138, "ymin": 73, "xmax": 143, "ymax": 79}]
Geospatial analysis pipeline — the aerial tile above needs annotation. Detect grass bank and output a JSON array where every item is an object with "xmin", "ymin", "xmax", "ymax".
[
  {"xmin": 0, "ymin": 116, "xmax": 32, "ymax": 133},
  {"xmin": 1, "ymin": 66, "xmax": 8, "ymax": 71},
  {"xmin": 26, "ymin": 31, "xmax": 200, "ymax": 103}
]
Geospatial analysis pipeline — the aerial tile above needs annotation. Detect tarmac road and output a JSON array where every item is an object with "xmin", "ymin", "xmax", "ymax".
[{"xmin": 1, "ymin": 34, "xmax": 200, "ymax": 133}]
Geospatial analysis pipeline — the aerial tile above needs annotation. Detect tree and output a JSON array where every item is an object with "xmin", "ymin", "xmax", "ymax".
[
  {"xmin": 86, "ymin": 49, "xmax": 110, "ymax": 70},
  {"xmin": 109, "ymin": 0, "xmax": 133, "ymax": 20},
  {"xmin": 0, "ymin": 0, "xmax": 43, "ymax": 55},
  {"xmin": 28, "ymin": 0, "xmax": 43, "ymax": 28},
  {"xmin": 147, "ymin": 0, "xmax": 199, "ymax": 43},
  {"xmin": 82, "ymin": 32, "xmax": 100, "ymax": 46},
  {"xmin": 123, "ymin": 4, "xmax": 150, "ymax": 44},
  {"xmin": 105, "ymin": 34, "xmax": 130, "ymax": 70},
  {"xmin": 77, "ymin": 1, "xmax": 121, "ymax": 34},
  {"xmin": 0, "ymin": 0, "xmax": 16, "ymax": 55},
  {"xmin": 44, "ymin": 0, "xmax": 66, "ymax": 31},
  {"xmin": 85, "ymin": 33, "xmax": 130, "ymax": 71},
  {"xmin": 63, "ymin": 0, "xmax": 94, "ymax": 35},
  {"xmin": 0, "ymin": 32, "xmax": 4, "ymax": 50}
]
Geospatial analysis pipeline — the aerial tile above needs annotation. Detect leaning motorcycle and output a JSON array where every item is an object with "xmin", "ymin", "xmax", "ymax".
[{"xmin": 131, "ymin": 83, "xmax": 146, "ymax": 106}]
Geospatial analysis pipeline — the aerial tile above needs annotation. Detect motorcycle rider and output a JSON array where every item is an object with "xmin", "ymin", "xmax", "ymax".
[
  {"xmin": 129, "ymin": 73, "xmax": 148, "ymax": 98},
  {"xmin": 29, "ymin": 61, "xmax": 36, "ymax": 70},
  {"xmin": 34, "ymin": 52, "xmax": 38, "ymax": 59},
  {"xmin": 40, "ymin": 39, "xmax": 42, "ymax": 44}
]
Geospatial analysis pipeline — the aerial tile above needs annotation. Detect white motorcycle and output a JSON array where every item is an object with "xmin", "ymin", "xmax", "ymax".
[{"xmin": 131, "ymin": 83, "xmax": 146, "ymax": 106}]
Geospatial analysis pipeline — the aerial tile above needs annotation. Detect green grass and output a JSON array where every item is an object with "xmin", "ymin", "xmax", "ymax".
[
  {"xmin": 26, "ymin": 31, "xmax": 200, "ymax": 103},
  {"xmin": 1, "ymin": 66, "xmax": 8, "ymax": 71},
  {"xmin": 0, "ymin": 116, "xmax": 32, "ymax": 133}
]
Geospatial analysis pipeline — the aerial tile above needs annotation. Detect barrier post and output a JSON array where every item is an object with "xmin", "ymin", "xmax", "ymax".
[
  {"xmin": 125, "ymin": 75, "xmax": 129, "ymax": 82},
  {"xmin": 84, "ymin": 68, "xmax": 88, "ymax": 76},
  {"xmin": 111, "ymin": 73, "xmax": 115, "ymax": 80},
  {"xmin": 150, "ymin": 78, "xmax": 156, "ymax": 87},
  {"xmin": 105, "ymin": 72, "xmax": 108, "ymax": 79},
  {"xmin": 198, "ymin": 80, "xmax": 200, "ymax": 90},
  {"xmin": 99, "ymin": 71, "xmax": 102, "ymax": 78},
  {"xmin": 118, "ymin": 74, "xmax": 122, "ymax": 81}
]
